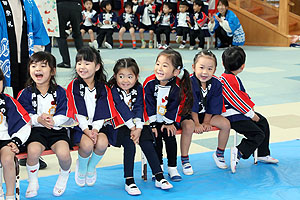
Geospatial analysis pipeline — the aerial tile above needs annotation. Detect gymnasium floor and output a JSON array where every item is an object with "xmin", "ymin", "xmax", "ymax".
[{"xmin": 11, "ymin": 46, "xmax": 300, "ymax": 199}]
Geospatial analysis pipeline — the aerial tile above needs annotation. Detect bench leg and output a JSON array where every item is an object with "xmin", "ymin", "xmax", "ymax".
[
  {"xmin": 15, "ymin": 157, "xmax": 20, "ymax": 200},
  {"xmin": 0, "ymin": 164, "xmax": 4, "ymax": 200},
  {"xmin": 141, "ymin": 151, "xmax": 147, "ymax": 181}
]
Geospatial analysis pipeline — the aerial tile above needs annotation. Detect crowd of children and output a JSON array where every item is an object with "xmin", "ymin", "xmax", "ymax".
[
  {"xmin": 78, "ymin": 0, "xmax": 244, "ymax": 50},
  {"xmin": 0, "ymin": 45, "xmax": 279, "ymax": 199}
]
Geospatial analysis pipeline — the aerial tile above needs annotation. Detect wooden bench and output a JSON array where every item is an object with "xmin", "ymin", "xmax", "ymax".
[{"xmin": 141, "ymin": 127, "xmax": 258, "ymax": 181}]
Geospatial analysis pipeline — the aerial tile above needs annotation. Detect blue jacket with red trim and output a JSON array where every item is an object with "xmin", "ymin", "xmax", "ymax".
[
  {"xmin": 220, "ymin": 71, "xmax": 255, "ymax": 122},
  {"xmin": 191, "ymin": 74, "xmax": 223, "ymax": 115},
  {"xmin": 0, "ymin": 93, "xmax": 31, "ymax": 145},
  {"xmin": 143, "ymin": 74, "xmax": 183, "ymax": 124}
]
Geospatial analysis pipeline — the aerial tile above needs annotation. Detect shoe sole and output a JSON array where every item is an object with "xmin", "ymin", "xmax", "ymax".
[{"xmin": 230, "ymin": 147, "xmax": 236, "ymax": 173}]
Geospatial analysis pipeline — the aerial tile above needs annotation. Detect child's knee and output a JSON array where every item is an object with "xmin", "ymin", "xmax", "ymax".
[
  {"xmin": 57, "ymin": 151, "xmax": 71, "ymax": 162},
  {"xmin": 1, "ymin": 154, "xmax": 15, "ymax": 167},
  {"xmin": 27, "ymin": 146, "xmax": 42, "ymax": 159}
]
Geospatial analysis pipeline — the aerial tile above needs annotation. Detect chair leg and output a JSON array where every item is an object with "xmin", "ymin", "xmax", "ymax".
[
  {"xmin": 0, "ymin": 164, "xmax": 4, "ymax": 200},
  {"xmin": 141, "ymin": 151, "xmax": 147, "ymax": 181},
  {"xmin": 254, "ymin": 148, "xmax": 258, "ymax": 165},
  {"xmin": 15, "ymin": 157, "xmax": 20, "ymax": 200}
]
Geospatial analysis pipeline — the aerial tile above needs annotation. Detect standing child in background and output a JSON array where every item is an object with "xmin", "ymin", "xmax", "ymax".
[
  {"xmin": 189, "ymin": 0, "xmax": 207, "ymax": 51},
  {"xmin": 17, "ymin": 52, "xmax": 73, "ymax": 198},
  {"xmin": 181, "ymin": 50, "xmax": 230, "ymax": 175},
  {"xmin": 208, "ymin": 0, "xmax": 245, "ymax": 48},
  {"xmin": 67, "ymin": 47, "xmax": 113, "ymax": 187},
  {"xmin": 104, "ymin": 58, "xmax": 173, "ymax": 195},
  {"xmin": 155, "ymin": 2, "xmax": 175, "ymax": 49},
  {"xmin": 220, "ymin": 47, "xmax": 278, "ymax": 173},
  {"xmin": 118, "ymin": 2, "xmax": 138, "ymax": 49},
  {"xmin": 174, "ymin": 1, "xmax": 191, "ymax": 49},
  {"xmin": 0, "ymin": 69, "xmax": 31, "ymax": 200},
  {"xmin": 143, "ymin": 48, "xmax": 193, "ymax": 182},
  {"xmin": 81, "ymin": 0, "xmax": 98, "ymax": 49},
  {"xmin": 96, "ymin": 1, "xmax": 117, "ymax": 49},
  {"xmin": 133, "ymin": 0, "xmax": 156, "ymax": 48}
]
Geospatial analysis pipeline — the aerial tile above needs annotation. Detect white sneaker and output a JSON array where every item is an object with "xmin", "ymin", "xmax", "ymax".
[
  {"xmin": 92, "ymin": 40, "xmax": 98, "ymax": 49},
  {"xmin": 213, "ymin": 152, "xmax": 228, "ymax": 169},
  {"xmin": 88, "ymin": 42, "xmax": 93, "ymax": 48},
  {"xmin": 104, "ymin": 42, "xmax": 112, "ymax": 49},
  {"xmin": 179, "ymin": 44, "xmax": 185, "ymax": 49},
  {"xmin": 155, "ymin": 179, "xmax": 173, "ymax": 190},
  {"xmin": 197, "ymin": 47, "xmax": 203, "ymax": 51},
  {"xmin": 75, "ymin": 160, "xmax": 86, "ymax": 187},
  {"xmin": 257, "ymin": 156, "xmax": 279, "ymax": 164},
  {"xmin": 163, "ymin": 44, "xmax": 169, "ymax": 49},
  {"xmin": 157, "ymin": 44, "xmax": 163, "ymax": 49},
  {"xmin": 141, "ymin": 40, "xmax": 146, "ymax": 48},
  {"xmin": 125, "ymin": 184, "xmax": 141, "ymax": 195},
  {"xmin": 86, "ymin": 170, "xmax": 97, "ymax": 186},
  {"xmin": 189, "ymin": 46, "xmax": 194, "ymax": 50},
  {"xmin": 26, "ymin": 180, "xmax": 39, "ymax": 198},
  {"xmin": 176, "ymin": 36, "xmax": 182, "ymax": 43},
  {"xmin": 182, "ymin": 162, "xmax": 194, "ymax": 175},
  {"xmin": 230, "ymin": 147, "xmax": 239, "ymax": 173},
  {"xmin": 168, "ymin": 167, "xmax": 182, "ymax": 182},
  {"xmin": 53, "ymin": 170, "xmax": 70, "ymax": 196}
]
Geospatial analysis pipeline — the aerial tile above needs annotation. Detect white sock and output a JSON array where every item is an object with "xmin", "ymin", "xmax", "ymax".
[
  {"xmin": 60, "ymin": 168, "xmax": 71, "ymax": 176},
  {"xmin": 87, "ymin": 152, "xmax": 103, "ymax": 173},
  {"xmin": 6, "ymin": 195, "xmax": 15, "ymax": 200},
  {"xmin": 26, "ymin": 163, "xmax": 39, "ymax": 182}
]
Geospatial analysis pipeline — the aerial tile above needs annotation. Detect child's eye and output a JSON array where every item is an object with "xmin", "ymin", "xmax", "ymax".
[
  {"xmin": 119, "ymin": 75, "xmax": 124, "ymax": 79},
  {"xmin": 31, "ymin": 65, "xmax": 36, "ymax": 68},
  {"xmin": 208, "ymin": 68, "xmax": 213, "ymax": 71},
  {"xmin": 128, "ymin": 75, "xmax": 133, "ymax": 79}
]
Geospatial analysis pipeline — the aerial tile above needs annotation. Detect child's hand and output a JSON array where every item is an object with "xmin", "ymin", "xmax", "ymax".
[
  {"xmin": 83, "ymin": 14, "xmax": 86, "ymax": 20},
  {"xmin": 7, "ymin": 142, "xmax": 19, "ymax": 154},
  {"xmin": 202, "ymin": 122, "xmax": 212, "ymax": 132},
  {"xmin": 131, "ymin": 128, "xmax": 142, "ymax": 144},
  {"xmin": 208, "ymin": 13, "xmax": 215, "ymax": 22},
  {"xmin": 194, "ymin": 124, "xmax": 205, "ymax": 134},
  {"xmin": 88, "ymin": 18, "xmax": 92, "ymax": 22},
  {"xmin": 252, "ymin": 114, "xmax": 260, "ymax": 122},
  {"xmin": 186, "ymin": 16, "xmax": 190, "ymax": 22},
  {"xmin": 171, "ymin": 29, "xmax": 176, "ymax": 33},
  {"xmin": 38, "ymin": 113, "xmax": 54, "ymax": 129},
  {"xmin": 214, "ymin": 14, "xmax": 222, "ymax": 22},
  {"xmin": 193, "ymin": 16, "xmax": 196, "ymax": 20},
  {"xmin": 104, "ymin": 20, "xmax": 110, "ymax": 24},
  {"xmin": 158, "ymin": 11, "xmax": 162, "ymax": 16},
  {"xmin": 84, "ymin": 129, "xmax": 97, "ymax": 144},
  {"xmin": 161, "ymin": 124, "xmax": 176, "ymax": 137},
  {"xmin": 91, "ymin": 129, "xmax": 99, "ymax": 144},
  {"xmin": 152, "ymin": 128, "xmax": 158, "ymax": 137}
]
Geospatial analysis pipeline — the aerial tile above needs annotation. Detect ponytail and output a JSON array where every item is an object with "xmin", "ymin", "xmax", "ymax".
[{"xmin": 179, "ymin": 69, "xmax": 193, "ymax": 116}]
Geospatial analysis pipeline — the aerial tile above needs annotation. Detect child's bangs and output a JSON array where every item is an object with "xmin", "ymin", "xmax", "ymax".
[{"xmin": 76, "ymin": 48, "xmax": 95, "ymax": 63}]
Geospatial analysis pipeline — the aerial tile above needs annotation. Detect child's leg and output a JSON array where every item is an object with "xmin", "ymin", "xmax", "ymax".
[
  {"xmin": 75, "ymin": 134, "xmax": 94, "ymax": 187},
  {"xmin": 51, "ymin": 140, "xmax": 71, "ymax": 196},
  {"xmin": 88, "ymin": 29, "xmax": 95, "ymax": 42},
  {"xmin": 122, "ymin": 136, "xmax": 141, "ymax": 195},
  {"xmin": 156, "ymin": 27, "xmax": 163, "ymax": 45},
  {"xmin": 139, "ymin": 28, "xmax": 146, "ymax": 48},
  {"xmin": 97, "ymin": 29, "xmax": 106, "ymax": 48},
  {"xmin": 85, "ymin": 133, "xmax": 108, "ymax": 186},
  {"xmin": 189, "ymin": 30, "xmax": 196, "ymax": 47},
  {"xmin": 255, "ymin": 113, "xmax": 271, "ymax": 157},
  {"xmin": 210, "ymin": 115, "xmax": 230, "ymax": 169},
  {"xmin": 80, "ymin": 29, "xmax": 86, "ymax": 37},
  {"xmin": 129, "ymin": 27, "xmax": 136, "ymax": 48},
  {"xmin": 1, "ymin": 146, "xmax": 16, "ymax": 196},
  {"xmin": 198, "ymin": 29, "xmax": 205, "ymax": 49},
  {"xmin": 180, "ymin": 119, "xmax": 195, "ymax": 175},
  {"xmin": 26, "ymin": 142, "xmax": 45, "ymax": 198},
  {"xmin": 119, "ymin": 27, "xmax": 126, "ymax": 48},
  {"xmin": 164, "ymin": 28, "xmax": 171, "ymax": 46},
  {"xmin": 154, "ymin": 129, "xmax": 163, "ymax": 165},
  {"xmin": 139, "ymin": 140, "xmax": 173, "ymax": 190},
  {"xmin": 105, "ymin": 29, "xmax": 114, "ymax": 47},
  {"xmin": 161, "ymin": 128, "xmax": 182, "ymax": 181}
]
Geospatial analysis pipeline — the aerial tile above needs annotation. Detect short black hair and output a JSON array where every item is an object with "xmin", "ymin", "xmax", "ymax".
[
  {"xmin": 218, "ymin": 0, "xmax": 229, "ymax": 7},
  {"xmin": 163, "ymin": 2, "xmax": 172, "ymax": 9},
  {"xmin": 179, "ymin": 1, "xmax": 189, "ymax": 7},
  {"xmin": 194, "ymin": 0, "xmax": 204, "ymax": 7},
  {"xmin": 84, "ymin": 0, "xmax": 93, "ymax": 3},
  {"xmin": 124, "ymin": 1, "xmax": 133, "ymax": 9},
  {"xmin": 222, "ymin": 46, "xmax": 246, "ymax": 72},
  {"xmin": 101, "ymin": 0, "xmax": 111, "ymax": 9}
]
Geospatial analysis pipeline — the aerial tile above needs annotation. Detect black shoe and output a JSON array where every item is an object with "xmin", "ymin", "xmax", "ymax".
[
  {"xmin": 57, "ymin": 62, "xmax": 71, "ymax": 68},
  {"xmin": 19, "ymin": 157, "xmax": 47, "ymax": 170}
]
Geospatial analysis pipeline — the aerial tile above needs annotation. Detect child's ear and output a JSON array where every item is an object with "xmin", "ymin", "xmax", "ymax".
[
  {"xmin": 95, "ymin": 64, "xmax": 101, "ymax": 71},
  {"xmin": 192, "ymin": 64, "xmax": 195, "ymax": 71},
  {"xmin": 240, "ymin": 64, "xmax": 245, "ymax": 71},
  {"xmin": 174, "ymin": 68, "xmax": 180, "ymax": 77},
  {"xmin": 51, "ymin": 68, "xmax": 57, "ymax": 76}
]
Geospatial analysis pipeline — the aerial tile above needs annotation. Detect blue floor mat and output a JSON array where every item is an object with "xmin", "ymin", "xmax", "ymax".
[{"xmin": 14, "ymin": 140, "xmax": 300, "ymax": 200}]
